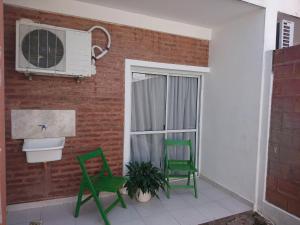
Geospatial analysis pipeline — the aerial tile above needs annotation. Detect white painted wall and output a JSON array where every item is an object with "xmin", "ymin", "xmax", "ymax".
[
  {"xmin": 243, "ymin": 0, "xmax": 300, "ymax": 17},
  {"xmin": 276, "ymin": 0, "xmax": 300, "ymax": 17},
  {"xmin": 201, "ymin": 9, "xmax": 265, "ymax": 203},
  {"xmin": 242, "ymin": 0, "xmax": 267, "ymax": 8}
]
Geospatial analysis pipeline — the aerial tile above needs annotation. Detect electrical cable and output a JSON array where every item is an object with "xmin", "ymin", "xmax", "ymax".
[{"xmin": 88, "ymin": 25, "xmax": 111, "ymax": 75}]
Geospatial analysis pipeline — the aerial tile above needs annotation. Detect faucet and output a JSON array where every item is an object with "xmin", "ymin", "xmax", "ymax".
[{"xmin": 38, "ymin": 123, "xmax": 48, "ymax": 131}]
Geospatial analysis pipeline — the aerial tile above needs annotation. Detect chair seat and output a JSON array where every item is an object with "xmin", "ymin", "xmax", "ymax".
[
  {"xmin": 75, "ymin": 148, "xmax": 127, "ymax": 225},
  {"xmin": 164, "ymin": 139, "xmax": 198, "ymax": 199},
  {"xmin": 91, "ymin": 175, "xmax": 126, "ymax": 192},
  {"xmin": 167, "ymin": 160, "xmax": 196, "ymax": 172}
]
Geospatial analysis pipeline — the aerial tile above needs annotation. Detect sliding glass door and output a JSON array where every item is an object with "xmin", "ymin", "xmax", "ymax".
[{"xmin": 130, "ymin": 72, "xmax": 201, "ymax": 169}]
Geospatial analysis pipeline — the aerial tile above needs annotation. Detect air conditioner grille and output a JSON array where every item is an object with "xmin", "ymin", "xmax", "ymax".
[
  {"xmin": 16, "ymin": 21, "xmax": 92, "ymax": 77},
  {"xmin": 18, "ymin": 24, "xmax": 66, "ymax": 72},
  {"xmin": 22, "ymin": 29, "xmax": 64, "ymax": 68},
  {"xmin": 278, "ymin": 20, "xmax": 295, "ymax": 49}
]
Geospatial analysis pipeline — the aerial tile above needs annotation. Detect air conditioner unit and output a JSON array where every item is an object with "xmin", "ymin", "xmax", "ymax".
[
  {"xmin": 278, "ymin": 19, "xmax": 295, "ymax": 49},
  {"xmin": 16, "ymin": 19, "xmax": 92, "ymax": 78}
]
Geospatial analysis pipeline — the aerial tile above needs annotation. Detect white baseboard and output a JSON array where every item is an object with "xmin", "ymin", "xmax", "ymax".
[{"xmin": 199, "ymin": 174, "xmax": 254, "ymax": 208}]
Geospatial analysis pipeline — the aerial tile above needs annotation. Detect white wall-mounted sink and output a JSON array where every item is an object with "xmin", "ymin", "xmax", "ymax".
[{"xmin": 22, "ymin": 137, "xmax": 65, "ymax": 163}]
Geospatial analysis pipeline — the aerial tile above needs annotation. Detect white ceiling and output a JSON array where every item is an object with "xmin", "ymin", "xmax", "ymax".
[{"xmin": 77, "ymin": 0, "xmax": 261, "ymax": 28}]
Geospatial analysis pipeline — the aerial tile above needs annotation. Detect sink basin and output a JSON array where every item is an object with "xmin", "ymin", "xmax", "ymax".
[{"xmin": 22, "ymin": 137, "xmax": 65, "ymax": 163}]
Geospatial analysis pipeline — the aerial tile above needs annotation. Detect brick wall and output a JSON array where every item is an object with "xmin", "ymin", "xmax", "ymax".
[
  {"xmin": 4, "ymin": 5, "xmax": 209, "ymax": 204},
  {"xmin": 267, "ymin": 45, "xmax": 300, "ymax": 218},
  {"xmin": 0, "ymin": 0, "xmax": 6, "ymax": 223}
]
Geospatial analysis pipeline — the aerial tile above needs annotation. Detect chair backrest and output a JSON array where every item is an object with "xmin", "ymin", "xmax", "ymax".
[
  {"xmin": 164, "ymin": 139, "xmax": 193, "ymax": 162},
  {"xmin": 77, "ymin": 148, "xmax": 113, "ymax": 184}
]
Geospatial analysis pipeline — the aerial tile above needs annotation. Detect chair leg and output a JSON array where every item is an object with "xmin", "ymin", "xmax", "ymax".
[
  {"xmin": 74, "ymin": 184, "xmax": 84, "ymax": 217},
  {"xmin": 165, "ymin": 170, "xmax": 170, "ymax": 199},
  {"xmin": 193, "ymin": 172, "xmax": 198, "ymax": 198},
  {"xmin": 93, "ymin": 192, "xmax": 111, "ymax": 225},
  {"xmin": 117, "ymin": 190, "xmax": 127, "ymax": 208},
  {"xmin": 187, "ymin": 172, "xmax": 191, "ymax": 185}
]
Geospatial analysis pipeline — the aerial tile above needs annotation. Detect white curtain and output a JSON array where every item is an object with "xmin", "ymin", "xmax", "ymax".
[
  {"xmin": 130, "ymin": 74, "xmax": 199, "ymax": 168},
  {"xmin": 167, "ymin": 76, "xmax": 198, "ymax": 161}
]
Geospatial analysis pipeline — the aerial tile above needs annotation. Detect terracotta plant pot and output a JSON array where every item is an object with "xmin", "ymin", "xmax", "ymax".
[{"xmin": 136, "ymin": 190, "xmax": 151, "ymax": 202}]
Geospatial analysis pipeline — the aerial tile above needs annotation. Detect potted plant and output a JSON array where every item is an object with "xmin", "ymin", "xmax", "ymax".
[{"xmin": 124, "ymin": 161, "xmax": 166, "ymax": 202}]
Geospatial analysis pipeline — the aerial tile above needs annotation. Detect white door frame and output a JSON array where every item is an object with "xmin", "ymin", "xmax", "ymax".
[{"xmin": 123, "ymin": 59, "xmax": 210, "ymax": 175}]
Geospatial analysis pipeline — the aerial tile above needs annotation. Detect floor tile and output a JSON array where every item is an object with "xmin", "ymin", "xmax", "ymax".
[
  {"xmin": 218, "ymin": 197, "xmax": 252, "ymax": 214},
  {"xmin": 73, "ymin": 201, "xmax": 103, "ymax": 224},
  {"xmin": 7, "ymin": 223, "xmax": 25, "ymax": 225},
  {"xmin": 6, "ymin": 178, "xmax": 252, "ymax": 225},
  {"xmin": 169, "ymin": 207, "xmax": 209, "ymax": 225},
  {"xmin": 196, "ymin": 202, "xmax": 233, "ymax": 220},
  {"xmin": 199, "ymin": 188, "xmax": 232, "ymax": 201},
  {"xmin": 142, "ymin": 212, "xmax": 180, "ymax": 225},
  {"xmin": 43, "ymin": 216, "xmax": 76, "ymax": 225},
  {"xmin": 41, "ymin": 203, "xmax": 75, "ymax": 223},
  {"xmin": 180, "ymin": 192, "xmax": 211, "ymax": 208},
  {"xmin": 75, "ymin": 213, "xmax": 101, "ymax": 225},
  {"xmin": 75, "ymin": 218, "xmax": 98, "ymax": 225},
  {"xmin": 197, "ymin": 180, "xmax": 216, "ymax": 191},
  {"xmin": 7, "ymin": 207, "xmax": 41, "ymax": 225},
  {"xmin": 122, "ymin": 218, "xmax": 146, "ymax": 225},
  {"xmin": 108, "ymin": 205, "xmax": 141, "ymax": 224},
  {"xmin": 134, "ymin": 198, "xmax": 165, "ymax": 217},
  {"xmin": 161, "ymin": 194, "xmax": 191, "ymax": 211},
  {"xmin": 122, "ymin": 195, "xmax": 139, "ymax": 205}
]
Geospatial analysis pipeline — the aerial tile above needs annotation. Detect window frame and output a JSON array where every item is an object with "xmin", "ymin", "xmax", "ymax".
[{"xmin": 123, "ymin": 59, "xmax": 209, "ymax": 175}]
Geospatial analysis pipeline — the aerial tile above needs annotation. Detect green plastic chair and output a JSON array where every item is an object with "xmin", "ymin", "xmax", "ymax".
[
  {"xmin": 164, "ymin": 139, "xmax": 198, "ymax": 198},
  {"xmin": 74, "ymin": 148, "xmax": 127, "ymax": 225}
]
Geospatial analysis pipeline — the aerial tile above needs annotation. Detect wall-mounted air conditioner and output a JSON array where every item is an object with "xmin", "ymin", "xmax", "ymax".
[
  {"xmin": 16, "ymin": 19, "xmax": 92, "ymax": 78},
  {"xmin": 278, "ymin": 19, "xmax": 295, "ymax": 49}
]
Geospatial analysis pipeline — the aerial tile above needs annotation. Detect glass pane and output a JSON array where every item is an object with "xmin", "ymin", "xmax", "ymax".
[
  {"xmin": 130, "ymin": 134, "xmax": 164, "ymax": 168},
  {"xmin": 131, "ymin": 73, "xmax": 167, "ymax": 132},
  {"xmin": 167, "ymin": 76, "xmax": 199, "ymax": 130},
  {"xmin": 166, "ymin": 132, "xmax": 196, "ymax": 162}
]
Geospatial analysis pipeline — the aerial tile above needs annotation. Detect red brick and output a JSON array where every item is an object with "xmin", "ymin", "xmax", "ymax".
[
  {"xmin": 277, "ymin": 178, "xmax": 299, "ymax": 199},
  {"xmin": 279, "ymin": 146, "xmax": 300, "ymax": 165},
  {"xmin": 288, "ymin": 199, "xmax": 300, "ymax": 218},
  {"xmin": 294, "ymin": 62, "xmax": 300, "ymax": 77},
  {"xmin": 273, "ymin": 63, "xmax": 294, "ymax": 78},
  {"xmin": 269, "ymin": 112, "xmax": 282, "ymax": 129},
  {"xmin": 270, "ymin": 129, "xmax": 295, "ymax": 148},
  {"xmin": 292, "ymin": 129, "xmax": 300, "ymax": 150},
  {"xmin": 294, "ymin": 97, "xmax": 300, "ymax": 112},
  {"xmin": 271, "ymin": 97, "xmax": 295, "ymax": 113},
  {"xmin": 0, "ymin": 0, "xmax": 6, "ymax": 223},
  {"xmin": 273, "ymin": 49, "xmax": 286, "ymax": 65},
  {"xmin": 288, "ymin": 164, "xmax": 300, "ymax": 183},
  {"xmin": 269, "ymin": 129, "xmax": 280, "ymax": 144},
  {"xmin": 283, "ymin": 113, "xmax": 300, "ymax": 129},
  {"xmin": 266, "ymin": 190, "xmax": 288, "ymax": 210},
  {"xmin": 274, "ymin": 45, "xmax": 300, "ymax": 64},
  {"xmin": 283, "ymin": 46, "xmax": 300, "ymax": 63},
  {"xmin": 266, "ymin": 175, "xmax": 277, "ymax": 191},
  {"xmin": 4, "ymin": 5, "xmax": 209, "ymax": 204},
  {"xmin": 273, "ymin": 79, "xmax": 300, "ymax": 97}
]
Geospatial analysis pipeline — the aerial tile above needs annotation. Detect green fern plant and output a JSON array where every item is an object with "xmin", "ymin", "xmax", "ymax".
[{"xmin": 124, "ymin": 161, "xmax": 166, "ymax": 199}]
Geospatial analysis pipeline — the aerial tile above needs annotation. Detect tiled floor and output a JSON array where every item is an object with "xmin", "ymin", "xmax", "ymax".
[{"xmin": 7, "ymin": 178, "xmax": 252, "ymax": 225}]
